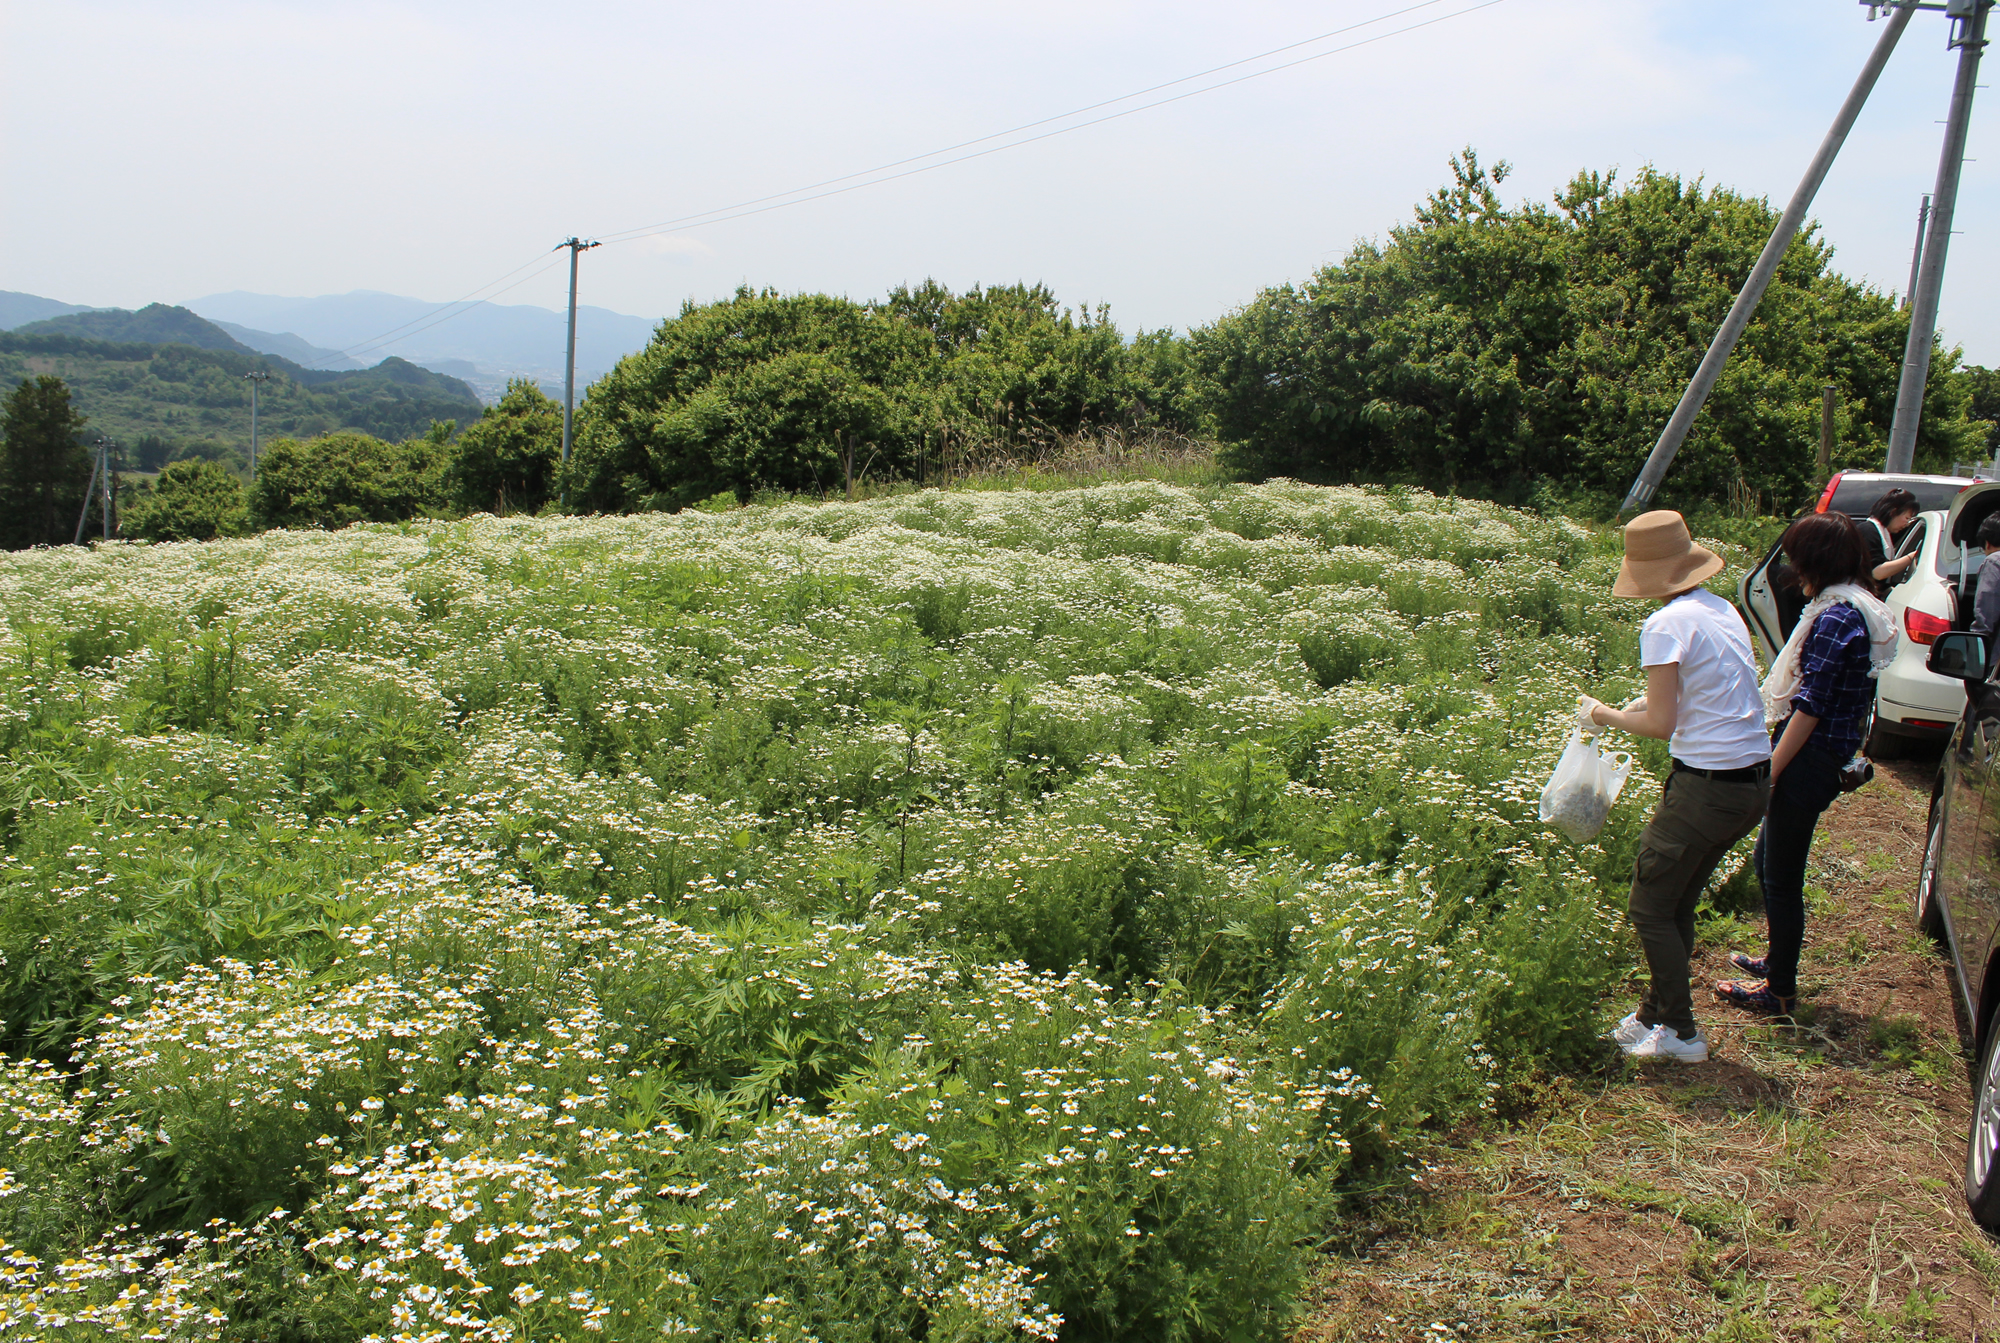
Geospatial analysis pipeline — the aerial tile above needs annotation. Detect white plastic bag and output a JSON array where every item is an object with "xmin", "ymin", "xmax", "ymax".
[{"xmin": 1538, "ymin": 727, "xmax": 1634, "ymax": 843}]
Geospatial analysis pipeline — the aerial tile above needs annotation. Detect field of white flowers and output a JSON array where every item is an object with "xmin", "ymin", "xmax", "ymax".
[{"xmin": 0, "ymin": 480, "xmax": 1692, "ymax": 1342}]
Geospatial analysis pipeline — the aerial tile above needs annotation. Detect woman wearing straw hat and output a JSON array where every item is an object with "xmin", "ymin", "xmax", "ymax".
[{"xmin": 1578, "ymin": 510, "xmax": 1772, "ymax": 1064}]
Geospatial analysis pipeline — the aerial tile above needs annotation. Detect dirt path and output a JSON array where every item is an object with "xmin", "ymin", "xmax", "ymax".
[{"xmin": 1298, "ymin": 755, "xmax": 2000, "ymax": 1342}]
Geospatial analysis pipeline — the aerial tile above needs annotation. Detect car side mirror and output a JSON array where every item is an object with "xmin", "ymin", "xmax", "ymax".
[{"xmin": 1928, "ymin": 631, "xmax": 1989, "ymax": 680}]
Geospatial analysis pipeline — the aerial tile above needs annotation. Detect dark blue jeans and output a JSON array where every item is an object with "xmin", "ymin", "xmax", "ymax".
[{"xmin": 1753, "ymin": 741, "xmax": 1846, "ymax": 999}]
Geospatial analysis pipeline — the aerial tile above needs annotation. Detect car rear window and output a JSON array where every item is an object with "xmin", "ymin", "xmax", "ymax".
[{"xmin": 1829, "ymin": 476, "xmax": 1969, "ymax": 516}]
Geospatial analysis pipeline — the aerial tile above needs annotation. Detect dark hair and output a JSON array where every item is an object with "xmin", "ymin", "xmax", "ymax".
[
  {"xmin": 1977, "ymin": 512, "xmax": 2000, "ymax": 550},
  {"xmin": 1782, "ymin": 511, "xmax": 1867, "ymax": 593},
  {"xmin": 1870, "ymin": 488, "xmax": 1920, "ymax": 526}
]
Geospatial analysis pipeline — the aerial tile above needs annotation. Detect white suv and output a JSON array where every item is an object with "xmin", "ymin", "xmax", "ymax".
[{"xmin": 1737, "ymin": 471, "xmax": 1984, "ymax": 758}]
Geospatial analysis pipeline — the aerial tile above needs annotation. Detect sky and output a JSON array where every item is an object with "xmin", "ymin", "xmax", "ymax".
[{"xmin": 3, "ymin": 0, "xmax": 1997, "ymax": 363}]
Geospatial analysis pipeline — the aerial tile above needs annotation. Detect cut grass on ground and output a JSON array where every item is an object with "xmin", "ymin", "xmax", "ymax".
[{"xmin": 1296, "ymin": 755, "xmax": 1999, "ymax": 1342}]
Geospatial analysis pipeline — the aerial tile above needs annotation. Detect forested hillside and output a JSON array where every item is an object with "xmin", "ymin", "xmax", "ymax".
[{"xmin": 0, "ymin": 329, "xmax": 483, "ymax": 468}]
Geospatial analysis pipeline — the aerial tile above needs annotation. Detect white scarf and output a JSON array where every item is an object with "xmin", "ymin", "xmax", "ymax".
[{"xmin": 1760, "ymin": 582, "xmax": 1898, "ymax": 726}]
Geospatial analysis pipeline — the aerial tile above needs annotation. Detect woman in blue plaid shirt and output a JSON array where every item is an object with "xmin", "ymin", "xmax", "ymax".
[{"xmin": 1718, "ymin": 511, "xmax": 1889, "ymax": 1016}]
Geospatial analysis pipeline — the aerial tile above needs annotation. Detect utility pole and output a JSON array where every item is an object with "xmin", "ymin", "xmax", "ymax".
[
  {"xmin": 73, "ymin": 438, "xmax": 102, "ymax": 545},
  {"xmin": 100, "ymin": 436, "xmax": 114, "ymax": 540},
  {"xmin": 1905, "ymin": 192, "xmax": 1932, "ymax": 306},
  {"xmin": 1820, "ymin": 384, "xmax": 1838, "ymax": 477},
  {"xmin": 73, "ymin": 435, "xmax": 114, "ymax": 544},
  {"xmin": 1621, "ymin": 3, "xmax": 1913, "ymax": 513},
  {"xmin": 1887, "ymin": 0, "xmax": 1991, "ymax": 472},
  {"xmin": 556, "ymin": 237, "xmax": 600, "ymax": 508},
  {"xmin": 243, "ymin": 370, "xmax": 270, "ymax": 477}
]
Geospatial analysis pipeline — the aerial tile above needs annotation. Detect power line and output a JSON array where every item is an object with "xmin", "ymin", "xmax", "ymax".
[
  {"xmin": 600, "ymin": 0, "xmax": 1508, "ymax": 248},
  {"xmin": 339, "ymin": 255, "xmax": 568, "ymax": 362},
  {"xmin": 595, "ymin": 0, "xmax": 1465, "ymax": 246},
  {"xmin": 325, "ymin": 0, "xmax": 1505, "ymax": 361},
  {"xmin": 329, "ymin": 249, "xmax": 563, "ymax": 363}
]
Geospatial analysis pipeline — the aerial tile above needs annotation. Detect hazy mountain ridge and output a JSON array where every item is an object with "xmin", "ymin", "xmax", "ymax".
[
  {"xmin": 209, "ymin": 320, "xmax": 361, "ymax": 372},
  {"xmin": 188, "ymin": 290, "xmax": 657, "ymax": 391},
  {"xmin": 0, "ymin": 291, "xmax": 103, "ymax": 330},
  {"xmin": 17, "ymin": 303, "xmax": 253, "ymax": 352},
  {"xmin": 0, "ymin": 327, "xmax": 484, "ymax": 464}
]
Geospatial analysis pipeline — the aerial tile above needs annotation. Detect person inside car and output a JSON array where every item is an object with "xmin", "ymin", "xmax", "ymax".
[
  {"xmin": 1864, "ymin": 488, "xmax": 1921, "ymax": 590},
  {"xmin": 1717, "ymin": 511, "xmax": 1896, "ymax": 1017},
  {"xmin": 1971, "ymin": 512, "xmax": 2000, "ymax": 637},
  {"xmin": 1578, "ymin": 511, "xmax": 1772, "ymax": 1064}
]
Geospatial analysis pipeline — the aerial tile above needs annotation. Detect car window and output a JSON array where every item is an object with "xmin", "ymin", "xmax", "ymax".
[
  {"xmin": 1831, "ymin": 477, "xmax": 1970, "ymax": 516},
  {"xmin": 1887, "ymin": 518, "xmax": 1927, "ymax": 587}
]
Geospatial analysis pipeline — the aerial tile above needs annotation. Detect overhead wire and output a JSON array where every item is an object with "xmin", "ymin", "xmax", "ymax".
[
  {"xmin": 326, "ymin": 0, "xmax": 1506, "ymax": 362},
  {"xmin": 597, "ymin": 0, "xmax": 1507, "ymax": 248},
  {"xmin": 593, "ymin": 0, "xmax": 1465, "ymax": 245},
  {"xmin": 340, "ymin": 254, "xmax": 569, "ymax": 363}
]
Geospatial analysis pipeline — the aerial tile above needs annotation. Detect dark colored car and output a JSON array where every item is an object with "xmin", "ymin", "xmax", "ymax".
[{"xmin": 1916, "ymin": 577, "xmax": 2000, "ymax": 1226}]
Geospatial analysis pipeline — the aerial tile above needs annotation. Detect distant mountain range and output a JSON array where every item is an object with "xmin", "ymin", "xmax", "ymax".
[
  {"xmin": 1, "ymin": 287, "xmax": 662, "ymax": 404},
  {"xmin": 188, "ymin": 290, "xmax": 658, "ymax": 400},
  {"xmin": 0, "ymin": 302, "xmax": 485, "ymax": 465}
]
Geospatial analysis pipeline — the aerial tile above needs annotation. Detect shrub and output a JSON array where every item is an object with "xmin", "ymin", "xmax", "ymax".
[
  {"xmin": 123, "ymin": 460, "xmax": 249, "ymax": 542},
  {"xmin": 249, "ymin": 427, "xmax": 449, "ymax": 529}
]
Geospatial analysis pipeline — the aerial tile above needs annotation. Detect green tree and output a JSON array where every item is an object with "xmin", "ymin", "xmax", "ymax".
[
  {"xmin": 0, "ymin": 376, "xmax": 90, "ymax": 549},
  {"xmin": 451, "ymin": 379, "xmax": 562, "ymax": 514},
  {"xmin": 1185, "ymin": 150, "xmax": 1979, "ymax": 509},
  {"xmin": 573, "ymin": 288, "xmax": 936, "ymax": 510},
  {"xmin": 249, "ymin": 429, "xmax": 449, "ymax": 530},
  {"xmin": 122, "ymin": 460, "xmax": 250, "ymax": 542}
]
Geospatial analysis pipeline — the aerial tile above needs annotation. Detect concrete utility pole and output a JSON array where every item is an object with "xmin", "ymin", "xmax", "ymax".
[
  {"xmin": 74, "ymin": 436, "xmax": 114, "ymax": 544},
  {"xmin": 1620, "ymin": 3, "xmax": 1914, "ymax": 513},
  {"xmin": 1887, "ymin": 0, "xmax": 1991, "ymax": 472},
  {"xmin": 73, "ymin": 439, "xmax": 102, "ymax": 545},
  {"xmin": 1905, "ymin": 192, "xmax": 1932, "ymax": 306},
  {"xmin": 243, "ymin": 370, "xmax": 270, "ymax": 477},
  {"xmin": 557, "ymin": 237, "xmax": 600, "ymax": 508}
]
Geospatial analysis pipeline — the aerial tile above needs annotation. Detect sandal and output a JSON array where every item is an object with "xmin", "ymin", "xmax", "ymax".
[
  {"xmin": 1728, "ymin": 952, "xmax": 1768, "ymax": 978},
  {"xmin": 1714, "ymin": 977, "xmax": 1798, "ymax": 1017}
]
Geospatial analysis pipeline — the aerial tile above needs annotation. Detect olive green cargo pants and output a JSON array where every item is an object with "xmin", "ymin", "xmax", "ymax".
[{"xmin": 1629, "ymin": 767, "xmax": 1771, "ymax": 1039}]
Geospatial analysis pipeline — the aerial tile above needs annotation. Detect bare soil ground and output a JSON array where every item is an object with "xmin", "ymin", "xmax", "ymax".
[{"xmin": 1297, "ymin": 754, "xmax": 2000, "ymax": 1342}]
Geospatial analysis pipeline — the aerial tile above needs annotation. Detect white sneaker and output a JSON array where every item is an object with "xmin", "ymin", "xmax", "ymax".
[
  {"xmin": 1611, "ymin": 1012, "xmax": 1650, "ymax": 1050},
  {"xmin": 1628, "ymin": 1025, "xmax": 1708, "ymax": 1064}
]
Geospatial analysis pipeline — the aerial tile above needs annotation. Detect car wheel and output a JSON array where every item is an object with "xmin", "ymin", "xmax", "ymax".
[
  {"xmin": 1968, "ymin": 1016, "xmax": 2000, "ymax": 1227},
  {"xmin": 1865, "ymin": 702, "xmax": 1905, "ymax": 761},
  {"xmin": 1917, "ymin": 793, "xmax": 1947, "ymax": 939}
]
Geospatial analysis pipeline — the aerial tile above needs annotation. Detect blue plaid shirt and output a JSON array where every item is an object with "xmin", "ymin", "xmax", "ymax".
[{"xmin": 1790, "ymin": 602, "xmax": 1873, "ymax": 759}]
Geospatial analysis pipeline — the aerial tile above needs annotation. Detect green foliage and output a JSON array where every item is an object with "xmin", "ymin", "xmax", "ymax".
[
  {"xmin": 1186, "ymin": 150, "xmax": 1982, "ymax": 511},
  {"xmin": 249, "ymin": 427, "xmax": 450, "ymax": 529},
  {"xmin": 0, "ymin": 375, "xmax": 90, "ymax": 550},
  {"xmin": 0, "ymin": 330, "xmax": 482, "ymax": 464},
  {"xmin": 452, "ymin": 377, "xmax": 563, "ymax": 514},
  {"xmin": 0, "ymin": 482, "xmax": 1682, "ymax": 1338},
  {"xmin": 122, "ymin": 459, "xmax": 250, "ymax": 542},
  {"xmin": 574, "ymin": 283, "xmax": 1191, "ymax": 510}
]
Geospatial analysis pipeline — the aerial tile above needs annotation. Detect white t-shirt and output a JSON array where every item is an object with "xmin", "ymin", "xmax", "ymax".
[{"xmin": 1637, "ymin": 587, "xmax": 1770, "ymax": 770}]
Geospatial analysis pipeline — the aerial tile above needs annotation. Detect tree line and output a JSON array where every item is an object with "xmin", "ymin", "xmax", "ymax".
[{"xmin": 5, "ymin": 151, "xmax": 1993, "ymax": 549}]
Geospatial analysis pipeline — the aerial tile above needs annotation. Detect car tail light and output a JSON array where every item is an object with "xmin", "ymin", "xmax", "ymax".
[
  {"xmin": 1905, "ymin": 719, "xmax": 1955, "ymax": 732},
  {"xmin": 1814, "ymin": 474, "xmax": 1842, "ymax": 513},
  {"xmin": 1906, "ymin": 608, "xmax": 1951, "ymax": 645}
]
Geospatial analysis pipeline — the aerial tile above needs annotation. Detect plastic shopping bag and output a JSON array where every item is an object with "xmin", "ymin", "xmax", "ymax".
[{"xmin": 1538, "ymin": 727, "xmax": 1634, "ymax": 843}]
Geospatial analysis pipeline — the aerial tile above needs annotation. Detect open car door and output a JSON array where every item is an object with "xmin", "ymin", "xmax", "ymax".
[{"xmin": 1737, "ymin": 538, "xmax": 1800, "ymax": 665}]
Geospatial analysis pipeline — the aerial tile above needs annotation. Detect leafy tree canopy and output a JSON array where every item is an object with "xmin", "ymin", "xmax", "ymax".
[
  {"xmin": 1183, "ymin": 150, "xmax": 1980, "ymax": 510},
  {"xmin": 572, "ymin": 283, "xmax": 1191, "ymax": 510},
  {"xmin": 123, "ymin": 459, "xmax": 250, "ymax": 543},
  {"xmin": 451, "ymin": 378, "xmax": 563, "ymax": 515},
  {"xmin": 249, "ymin": 425, "xmax": 450, "ymax": 531},
  {"xmin": 0, "ymin": 375, "xmax": 90, "ymax": 550}
]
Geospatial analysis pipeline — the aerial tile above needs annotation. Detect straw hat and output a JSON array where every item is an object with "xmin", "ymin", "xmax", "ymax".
[{"xmin": 1613, "ymin": 510, "xmax": 1724, "ymax": 599}]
